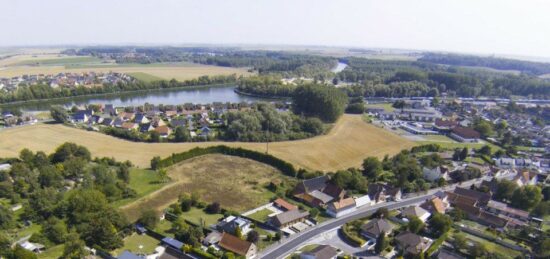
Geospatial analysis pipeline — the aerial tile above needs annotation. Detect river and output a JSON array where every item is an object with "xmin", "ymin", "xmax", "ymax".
[{"xmin": 1, "ymin": 85, "xmax": 272, "ymax": 112}]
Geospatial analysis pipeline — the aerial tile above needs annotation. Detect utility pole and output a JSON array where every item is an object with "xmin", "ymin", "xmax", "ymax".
[{"xmin": 266, "ymin": 120, "xmax": 270, "ymax": 154}]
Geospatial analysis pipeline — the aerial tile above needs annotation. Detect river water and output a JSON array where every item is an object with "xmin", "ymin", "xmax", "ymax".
[{"xmin": 2, "ymin": 85, "xmax": 273, "ymax": 111}]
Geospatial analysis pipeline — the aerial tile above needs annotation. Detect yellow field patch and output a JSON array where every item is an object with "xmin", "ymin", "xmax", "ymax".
[{"xmin": 0, "ymin": 115, "xmax": 414, "ymax": 171}]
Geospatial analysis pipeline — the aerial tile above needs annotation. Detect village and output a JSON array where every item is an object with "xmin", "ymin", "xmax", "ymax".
[{"xmin": 0, "ymin": 71, "xmax": 134, "ymax": 91}]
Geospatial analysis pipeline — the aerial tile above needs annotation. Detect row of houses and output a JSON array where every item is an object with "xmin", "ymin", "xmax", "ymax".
[
  {"xmin": 0, "ymin": 72, "xmax": 133, "ymax": 91},
  {"xmin": 71, "ymin": 104, "xmax": 229, "ymax": 138}
]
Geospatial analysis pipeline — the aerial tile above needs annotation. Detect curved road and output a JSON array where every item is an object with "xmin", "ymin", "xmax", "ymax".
[{"xmin": 260, "ymin": 179, "xmax": 487, "ymax": 259}]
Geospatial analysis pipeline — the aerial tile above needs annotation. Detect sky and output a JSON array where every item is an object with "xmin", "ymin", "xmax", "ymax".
[{"xmin": 1, "ymin": 0, "xmax": 550, "ymax": 58}]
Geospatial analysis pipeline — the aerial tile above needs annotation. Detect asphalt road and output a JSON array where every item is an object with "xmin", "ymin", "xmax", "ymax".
[{"xmin": 260, "ymin": 178, "xmax": 487, "ymax": 259}]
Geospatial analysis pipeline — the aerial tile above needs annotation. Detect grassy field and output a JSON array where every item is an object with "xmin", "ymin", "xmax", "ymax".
[
  {"xmin": 248, "ymin": 208, "xmax": 273, "ymax": 222},
  {"xmin": 119, "ymin": 154, "xmax": 285, "ymax": 221},
  {"xmin": 365, "ymin": 103, "xmax": 395, "ymax": 112},
  {"xmin": 0, "ymin": 54, "xmax": 252, "ymax": 81},
  {"xmin": 179, "ymin": 207, "xmax": 224, "ymax": 226},
  {"xmin": 415, "ymin": 135, "xmax": 501, "ymax": 151},
  {"xmin": 111, "ymin": 168, "xmax": 166, "ymax": 207},
  {"xmin": 113, "ymin": 233, "xmax": 160, "ymax": 257},
  {"xmin": 38, "ymin": 244, "xmax": 64, "ymax": 259},
  {"xmin": 126, "ymin": 72, "xmax": 165, "ymax": 82},
  {"xmin": 0, "ymin": 115, "xmax": 415, "ymax": 172}
]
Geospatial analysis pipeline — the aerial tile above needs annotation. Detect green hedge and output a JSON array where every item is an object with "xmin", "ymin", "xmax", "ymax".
[
  {"xmin": 191, "ymin": 247, "xmax": 217, "ymax": 259},
  {"xmin": 340, "ymin": 224, "xmax": 366, "ymax": 247},
  {"xmin": 155, "ymin": 145, "xmax": 297, "ymax": 177},
  {"xmin": 425, "ymin": 231, "xmax": 449, "ymax": 256}
]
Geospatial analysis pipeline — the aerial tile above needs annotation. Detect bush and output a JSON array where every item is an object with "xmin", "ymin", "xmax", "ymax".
[{"xmin": 340, "ymin": 223, "xmax": 366, "ymax": 247}]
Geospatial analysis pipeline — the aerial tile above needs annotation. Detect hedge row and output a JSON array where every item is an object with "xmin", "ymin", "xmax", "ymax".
[
  {"xmin": 156, "ymin": 145, "xmax": 297, "ymax": 177},
  {"xmin": 340, "ymin": 224, "xmax": 366, "ymax": 247},
  {"xmin": 425, "ymin": 231, "xmax": 449, "ymax": 256}
]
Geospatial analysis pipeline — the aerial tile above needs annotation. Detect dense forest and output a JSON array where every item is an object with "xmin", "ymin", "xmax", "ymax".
[
  {"xmin": 420, "ymin": 52, "xmax": 550, "ymax": 75},
  {"xmin": 0, "ymin": 75, "xmax": 237, "ymax": 104}
]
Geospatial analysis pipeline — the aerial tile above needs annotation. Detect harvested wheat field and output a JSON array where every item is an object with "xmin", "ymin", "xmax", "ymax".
[
  {"xmin": 120, "ymin": 154, "xmax": 286, "ymax": 221},
  {"xmin": 0, "ymin": 115, "xmax": 415, "ymax": 171}
]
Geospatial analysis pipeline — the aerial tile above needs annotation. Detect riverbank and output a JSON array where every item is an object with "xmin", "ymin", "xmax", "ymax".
[
  {"xmin": 233, "ymin": 88, "xmax": 291, "ymax": 100},
  {"xmin": 0, "ymin": 83, "xmax": 234, "ymax": 108}
]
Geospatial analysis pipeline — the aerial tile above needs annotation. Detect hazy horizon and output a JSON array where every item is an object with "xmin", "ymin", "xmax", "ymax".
[{"xmin": 2, "ymin": 0, "xmax": 550, "ymax": 59}]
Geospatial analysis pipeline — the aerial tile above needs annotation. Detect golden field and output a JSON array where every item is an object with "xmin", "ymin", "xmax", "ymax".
[
  {"xmin": 0, "ymin": 54, "xmax": 252, "ymax": 80},
  {"xmin": 0, "ymin": 115, "xmax": 414, "ymax": 172},
  {"xmin": 120, "ymin": 154, "xmax": 284, "ymax": 220}
]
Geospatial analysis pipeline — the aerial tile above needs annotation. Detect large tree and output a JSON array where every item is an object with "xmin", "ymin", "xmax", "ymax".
[
  {"xmin": 50, "ymin": 105, "xmax": 69, "ymax": 123},
  {"xmin": 511, "ymin": 185, "xmax": 542, "ymax": 210},
  {"xmin": 292, "ymin": 84, "xmax": 348, "ymax": 122}
]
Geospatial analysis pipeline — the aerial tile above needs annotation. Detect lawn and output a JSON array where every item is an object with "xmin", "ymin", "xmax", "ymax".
[
  {"xmin": 113, "ymin": 233, "xmax": 160, "ymax": 257},
  {"xmin": 248, "ymin": 208, "xmax": 273, "ymax": 222},
  {"xmin": 127, "ymin": 72, "xmax": 165, "ymax": 82},
  {"xmin": 111, "ymin": 168, "xmax": 166, "ymax": 208},
  {"xmin": 366, "ymin": 103, "xmax": 395, "ymax": 112},
  {"xmin": 0, "ymin": 115, "xmax": 414, "ymax": 172},
  {"xmin": 416, "ymin": 135, "xmax": 501, "ymax": 151},
  {"xmin": 119, "ymin": 154, "xmax": 286, "ymax": 221},
  {"xmin": 450, "ymin": 230, "xmax": 522, "ymax": 258},
  {"xmin": 180, "ymin": 207, "xmax": 224, "ymax": 227},
  {"xmin": 154, "ymin": 220, "xmax": 174, "ymax": 237},
  {"xmin": 38, "ymin": 244, "xmax": 64, "ymax": 259}
]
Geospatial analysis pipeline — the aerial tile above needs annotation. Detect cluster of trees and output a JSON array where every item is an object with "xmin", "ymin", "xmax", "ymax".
[
  {"xmin": 192, "ymin": 51, "xmax": 337, "ymax": 77},
  {"xmin": 292, "ymin": 84, "xmax": 348, "ymax": 122},
  {"xmin": 336, "ymin": 56, "xmax": 550, "ymax": 98},
  {"xmin": 420, "ymin": 52, "xmax": 550, "ymax": 76},
  {"xmin": 0, "ymin": 75, "xmax": 237, "ymax": 104},
  {"xmin": 0, "ymin": 143, "xmax": 133, "ymax": 255},
  {"xmin": 236, "ymin": 75, "xmax": 296, "ymax": 97},
  {"xmin": 224, "ymin": 102, "xmax": 325, "ymax": 141},
  {"xmin": 487, "ymin": 179, "xmax": 547, "ymax": 215}
]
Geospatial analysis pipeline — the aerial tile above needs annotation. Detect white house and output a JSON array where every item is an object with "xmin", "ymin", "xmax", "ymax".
[
  {"xmin": 354, "ymin": 194, "xmax": 373, "ymax": 207},
  {"xmin": 326, "ymin": 198, "xmax": 356, "ymax": 218},
  {"xmin": 422, "ymin": 166, "xmax": 449, "ymax": 182},
  {"xmin": 0, "ymin": 164, "xmax": 11, "ymax": 172},
  {"xmin": 401, "ymin": 206, "xmax": 431, "ymax": 222}
]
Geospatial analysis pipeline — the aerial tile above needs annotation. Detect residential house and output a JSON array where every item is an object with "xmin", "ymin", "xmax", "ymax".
[
  {"xmin": 433, "ymin": 118, "xmax": 458, "ymax": 133},
  {"xmin": 486, "ymin": 200, "xmax": 530, "ymax": 222},
  {"xmin": 120, "ymin": 112, "xmax": 135, "ymax": 121},
  {"xmin": 420, "ymin": 197, "xmax": 449, "ymax": 214},
  {"xmin": 422, "ymin": 166, "xmax": 450, "ymax": 182},
  {"xmin": 450, "ymin": 127, "xmax": 480, "ymax": 143},
  {"xmin": 72, "ymin": 110, "xmax": 91, "ymax": 123},
  {"xmin": 268, "ymin": 209, "xmax": 310, "ymax": 228},
  {"xmin": 293, "ymin": 176, "xmax": 344, "ymax": 207},
  {"xmin": 199, "ymin": 126, "xmax": 212, "ymax": 137},
  {"xmin": 155, "ymin": 125, "xmax": 172, "ymax": 138},
  {"xmin": 452, "ymin": 187, "xmax": 491, "ymax": 206},
  {"xmin": 118, "ymin": 251, "xmax": 142, "ymax": 259},
  {"xmin": 101, "ymin": 118, "xmax": 114, "ymax": 127},
  {"xmin": 104, "ymin": 104, "xmax": 117, "ymax": 116},
  {"xmin": 217, "ymin": 216, "xmax": 252, "ymax": 235},
  {"xmin": 161, "ymin": 237, "xmax": 184, "ymax": 251},
  {"xmin": 395, "ymin": 231, "xmax": 432, "ymax": 256},
  {"xmin": 113, "ymin": 117, "xmax": 124, "ymax": 128},
  {"xmin": 326, "ymin": 197, "xmax": 356, "ymax": 218},
  {"xmin": 401, "ymin": 206, "xmax": 431, "ymax": 222},
  {"xmin": 512, "ymin": 171, "xmax": 538, "ymax": 187},
  {"xmin": 121, "ymin": 122, "xmax": 138, "ymax": 131},
  {"xmin": 139, "ymin": 123, "xmax": 154, "ymax": 133},
  {"xmin": 151, "ymin": 116, "xmax": 166, "ymax": 127},
  {"xmin": 360, "ymin": 218, "xmax": 393, "ymax": 240},
  {"xmin": 20, "ymin": 241, "xmax": 45, "ymax": 253},
  {"xmin": 273, "ymin": 198, "xmax": 298, "ymax": 212},
  {"xmin": 367, "ymin": 183, "xmax": 401, "ymax": 204},
  {"xmin": 171, "ymin": 119, "xmax": 186, "ymax": 128},
  {"xmin": 218, "ymin": 232, "xmax": 257, "ymax": 259},
  {"xmin": 134, "ymin": 113, "xmax": 150, "ymax": 124},
  {"xmin": 300, "ymin": 245, "xmax": 338, "ymax": 259},
  {"xmin": 164, "ymin": 110, "xmax": 178, "ymax": 118}
]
